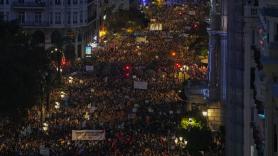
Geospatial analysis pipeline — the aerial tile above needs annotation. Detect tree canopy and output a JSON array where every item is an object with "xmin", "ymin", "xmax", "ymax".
[
  {"xmin": 0, "ymin": 21, "xmax": 50, "ymax": 119},
  {"xmin": 106, "ymin": 8, "xmax": 149, "ymax": 33},
  {"xmin": 179, "ymin": 110, "xmax": 213, "ymax": 154}
]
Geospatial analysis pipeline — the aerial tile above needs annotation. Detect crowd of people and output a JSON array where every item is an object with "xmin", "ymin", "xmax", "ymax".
[{"xmin": 0, "ymin": 2, "xmax": 210, "ymax": 156}]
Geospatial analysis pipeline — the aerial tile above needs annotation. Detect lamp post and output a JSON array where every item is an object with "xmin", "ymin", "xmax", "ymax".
[
  {"xmin": 174, "ymin": 136, "xmax": 188, "ymax": 155},
  {"xmin": 40, "ymin": 71, "xmax": 48, "ymax": 131}
]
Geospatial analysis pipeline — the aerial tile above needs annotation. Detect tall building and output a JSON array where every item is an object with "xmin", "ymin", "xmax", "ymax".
[
  {"xmin": 208, "ymin": 0, "xmax": 278, "ymax": 155},
  {"xmin": 0, "ymin": 0, "xmax": 100, "ymax": 57},
  {"xmin": 254, "ymin": 0, "xmax": 278, "ymax": 155}
]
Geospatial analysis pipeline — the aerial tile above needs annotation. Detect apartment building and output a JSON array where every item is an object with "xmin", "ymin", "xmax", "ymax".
[
  {"xmin": 0, "ymin": 0, "xmax": 100, "ymax": 58},
  {"xmin": 208, "ymin": 0, "xmax": 278, "ymax": 155},
  {"xmin": 253, "ymin": 0, "xmax": 278, "ymax": 155}
]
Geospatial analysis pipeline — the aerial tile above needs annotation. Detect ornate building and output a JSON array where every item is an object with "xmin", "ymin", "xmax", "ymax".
[{"xmin": 0, "ymin": 0, "xmax": 100, "ymax": 57}]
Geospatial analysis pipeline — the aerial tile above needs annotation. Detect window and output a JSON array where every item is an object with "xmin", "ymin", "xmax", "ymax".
[
  {"xmin": 252, "ymin": 30, "xmax": 255, "ymax": 45},
  {"xmin": 67, "ymin": 12, "xmax": 71, "ymax": 24},
  {"xmin": 18, "ymin": 11, "xmax": 25, "ymax": 24},
  {"xmin": 73, "ymin": 0, "xmax": 77, "ymax": 4},
  {"xmin": 79, "ymin": 11, "xmax": 83, "ymax": 23},
  {"xmin": 73, "ymin": 12, "xmax": 77, "ymax": 24},
  {"xmin": 49, "ymin": 12, "xmax": 53, "ymax": 24},
  {"xmin": 0, "ymin": 0, "xmax": 4, "ymax": 4},
  {"xmin": 5, "ymin": 12, "xmax": 9, "ymax": 21},
  {"xmin": 55, "ymin": 12, "xmax": 61, "ymax": 24},
  {"xmin": 35, "ymin": 12, "xmax": 42, "ymax": 24},
  {"xmin": 0, "ymin": 12, "xmax": 3, "ymax": 21},
  {"xmin": 79, "ymin": 0, "xmax": 82, "ymax": 4},
  {"xmin": 274, "ymin": 125, "xmax": 277, "ymax": 152},
  {"xmin": 251, "ymin": 8, "xmax": 257, "ymax": 16},
  {"xmin": 67, "ymin": 0, "xmax": 70, "ymax": 5},
  {"xmin": 6, "ymin": 0, "xmax": 8, "ymax": 4},
  {"xmin": 18, "ymin": 0, "xmax": 24, "ymax": 3},
  {"xmin": 275, "ymin": 23, "xmax": 278, "ymax": 41},
  {"xmin": 55, "ymin": 0, "xmax": 61, "ymax": 5}
]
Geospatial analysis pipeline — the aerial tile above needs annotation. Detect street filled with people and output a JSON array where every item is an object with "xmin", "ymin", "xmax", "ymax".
[{"xmin": 0, "ymin": 2, "xmax": 210, "ymax": 156}]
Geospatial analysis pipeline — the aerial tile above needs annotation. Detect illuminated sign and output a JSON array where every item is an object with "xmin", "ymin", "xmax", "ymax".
[{"xmin": 85, "ymin": 46, "xmax": 92, "ymax": 57}]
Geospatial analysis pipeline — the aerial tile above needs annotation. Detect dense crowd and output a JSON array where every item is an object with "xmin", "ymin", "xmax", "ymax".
[{"xmin": 0, "ymin": 2, "xmax": 209, "ymax": 156}]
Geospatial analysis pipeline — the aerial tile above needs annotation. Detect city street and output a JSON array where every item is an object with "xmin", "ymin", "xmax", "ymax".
[{"xmin": 0, "ymin": 1, "xmax": 214, "ymax": 156}]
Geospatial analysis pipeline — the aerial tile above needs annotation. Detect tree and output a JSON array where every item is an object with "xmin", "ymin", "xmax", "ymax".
[
  {"xmin": 106, "ymin": 8, "xmax": 149, "ymax": 33},
  {"xmin": 64, "ymin": 44, "xmax": 76, "ymax": 63},
  {"xmin": 179, "ymin": 110, "xmax": 213, "ymax": 154},
  {"xmin": 0, "ymin": 21, "xmax": 50, "ymax": 119}
]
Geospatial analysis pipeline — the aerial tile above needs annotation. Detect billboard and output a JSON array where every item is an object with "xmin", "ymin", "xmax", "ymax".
[{"xmin": 85, "ymin": 46, "xmax": 92, "ymax": 58}]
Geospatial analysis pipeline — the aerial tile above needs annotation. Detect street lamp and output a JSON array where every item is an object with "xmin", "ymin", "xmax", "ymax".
[
  {"xmin": 171, "ymin": 51, "xmax": 176, "ymax": 57},
  {"xmin": 42, "ymin": 122, "xmax": 48, "ymax": 131},
  {"xmin": 175, "ymin": 136, "xmax": 188, "ymax": 155},
  {"xmin": 55, "ymin": 102, "xmax": 60, "ymax": 109},
  {"xmin": 60, "ymin": 91, "xmax": 66, "ymax": 99},
  {"xmin": 202, "ymin": 111, "xmax": 208, "ymax": 117},
  {"xmin": 68, "ymin": 76, "xmax": 73, "ymax": 84}
]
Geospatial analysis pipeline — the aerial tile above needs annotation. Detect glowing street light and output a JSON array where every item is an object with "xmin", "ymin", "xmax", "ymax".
[
  {"xmin": 179, "ymin": 137, "xmax": 183, "ymax": 141},
  {"xmin": 175, "ymin": 138, "xmax": 178, "ymax": 144},
  {"xmin": 60, "ymin": 91, "xmax": 66, "ymax": 98},
  {"xmin": 43, "ymin": 122, "xmax": 48, "ymax": 131},
  {"xmin": 171, "ymin": 51, "xmax": 176, "ymax": 57},
  {"xmin": 99, "ymin": 30, "xmax": 107, "ymax": 38},
  {"xmin": 68, "ymin": 76, "xmax": 73, "ymax": 83},
  {"xmin": 68, "ymin": 79, "xmax": 73, "ymax": 84},
  {"xmin": 202, "ymin": 111, "xmax": 208, "ymax": 117},
  {"xmin": 55, "ymin": 102, "xmax": 60, "ymax": 109}
]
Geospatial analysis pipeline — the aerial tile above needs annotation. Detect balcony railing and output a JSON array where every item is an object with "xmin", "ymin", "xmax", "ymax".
[
  {"xmin": 19, "ymin": 21, "xmax": 50, "ymax": 27},
  {"xmin": 261, "ymin": 7, "xmax": 278, "ymax": 17},
  {"xmin": 272, "ymin": 82, "xmax": 278, "ymax": 97},
  {"xmin": 244, "ymin": 5, "xmax": 258, "ymax": 17},
  {"xmin": 12, "ymin": 1, "xmax": 46, "ymax": 9}
]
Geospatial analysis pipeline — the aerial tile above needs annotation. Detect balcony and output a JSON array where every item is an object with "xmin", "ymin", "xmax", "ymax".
[
  {"xmin": 269, "ymin": 41, "xmax": 278, "ymax": 53},
  {"xmin": 12, "ymin": 1, "xmax": 46, "ymax": 10},
  {"xmin": 273, "ymin": 82, "xmax": 278, "ymax": 97},
  {"xmin": 244, "ymin": 5, "xmax": 258, "ymax": 17},
  {"xmin": 19, "ymin": 21, "xmax": 50, "ymax": 27},
  {"xmin": 261, "ymin": 7, "xmax": 278, "ymax": 17},
  {"xmin": 261, "ymin": 56, "xmax": 278, "ymax": 64},
  {"xmin": 261, "ymin": 41, "xmax": 278, "ymax": 67}
]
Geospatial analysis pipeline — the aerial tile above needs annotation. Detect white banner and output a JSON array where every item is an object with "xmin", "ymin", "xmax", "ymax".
[
  {"xmin": 72, "ymin": 130, "xmax": 105, "ymax": 140},
  {"xmin": 188, "ymin": 11, "xmax": 196, "ymax": 15},
  {"xmin": 128, "ymin": 113, "xmax": 136, "ymax": 119},
  {"xmin": 85, "ymin": 65, "xmax": 94, "ymax": 71},
  {"xmin": 150, "ymin": 23, "xmax": 163, "ymax": 31},
  {"xmin": 39, "ymin": 147, "xmax": 49, "ymax": 156},
  {"xmin": 136, "ymin": 37, "xmax": 148, "ymax": 43},
  {"xmin": 134, "ymin": 81, "xmax": 148, "ymax": 90}
]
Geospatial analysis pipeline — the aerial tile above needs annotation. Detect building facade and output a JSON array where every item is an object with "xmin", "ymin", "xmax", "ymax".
[
  {"xmin": 0, "ymin": 0, "xmax": 100, "ymax": 58},
  {"xmin": 254, "ymin": 0, "xmax": 278, "ymax": 155},
  {"xmin": 208, "ymin": 0, "xmax": 278, "ymax": 155}
]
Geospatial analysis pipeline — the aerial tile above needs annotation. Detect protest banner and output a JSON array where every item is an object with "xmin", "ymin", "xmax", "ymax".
[
  {"xmin": 133, "ymin": 81, "xmax": 148, "ymax": 90},
  {"xmin": 72, "ymin": 130, "xmax": 105, "ymax": 140}
]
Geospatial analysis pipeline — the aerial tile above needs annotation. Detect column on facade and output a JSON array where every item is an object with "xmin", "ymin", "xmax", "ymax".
[{"xmin": 208, "ymin": 30, "xmax": 221, "ymax": 102}]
